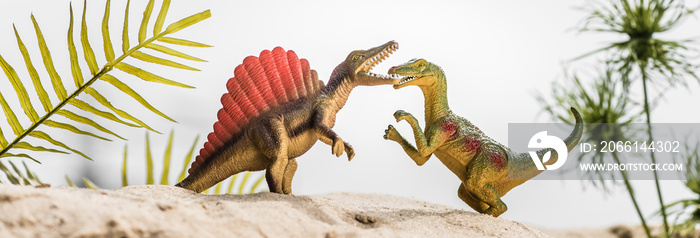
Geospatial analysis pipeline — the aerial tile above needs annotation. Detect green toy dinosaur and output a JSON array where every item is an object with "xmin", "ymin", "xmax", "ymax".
[
  {"xmin": 383, "ymin": 59, "xmax": 583, "ymax": 217},
  {"xmin": 176, "ymin": 41, "xmax": 401, "ymax": 194}
]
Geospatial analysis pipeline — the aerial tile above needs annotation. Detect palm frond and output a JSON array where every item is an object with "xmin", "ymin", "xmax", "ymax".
[
  {"xmin": 160, "ymin": 130, "xmax": 174, "ymax": 185},
  {"xmin": 0, "ymin": 160, "xmax": 42, "ymax": 185},
  {"xmin": 0, "ymin": 0, "xmax": 211, "ymax": 164}
]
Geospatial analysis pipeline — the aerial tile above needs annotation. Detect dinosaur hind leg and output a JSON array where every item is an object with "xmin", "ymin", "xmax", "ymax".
[
  {"xmin": 458, "ymin": 184, "xmax": 489, "ymax": 213},
  {"xmin": 282, "ymin": 158, "xmax": 298, "ymax": 194},
  {"xmin": 464, "ymin": 144, "xmax": 508, "ymax": 217},
  {"xmin": 255, "ymin": 118, "xmax": 292, "ymax": 194}
]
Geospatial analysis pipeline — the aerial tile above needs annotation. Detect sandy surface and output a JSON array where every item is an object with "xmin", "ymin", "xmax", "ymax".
[
  {"xmin": 539, "ymin": 225, "xmax": 657, "ymax": 238},
  {"xmin": 0, "ymin": 184, "xmax": 556, "ymax": 238}
]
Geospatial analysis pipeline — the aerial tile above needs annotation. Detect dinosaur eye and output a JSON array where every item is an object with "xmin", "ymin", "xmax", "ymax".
[{"xmin": 353, "ymin": 55, "xmax": 361, "ymax": 60}]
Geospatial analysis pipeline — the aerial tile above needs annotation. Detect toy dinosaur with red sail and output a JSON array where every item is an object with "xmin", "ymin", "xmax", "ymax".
[{"xmin": 176, "ymin": 41, "xmax": 400, "ymax": 194}]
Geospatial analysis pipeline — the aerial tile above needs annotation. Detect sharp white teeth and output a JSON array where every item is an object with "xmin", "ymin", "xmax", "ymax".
[
  {"xmin": 396, "ymin": 76, "xmax": 415, "ymax": 85},
  {"xmin": 360, "ymin": 44, "xmax": 402, "ymax": 81}
]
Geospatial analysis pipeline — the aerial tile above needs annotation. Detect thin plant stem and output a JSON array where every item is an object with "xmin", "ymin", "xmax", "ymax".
[
  {"xmin": 613, "ymin": 153, "xmax": 652, "ymax": 238},
  {"xmin": 641, "ymin": 65, "xmax": 669, "ymax": 235}
]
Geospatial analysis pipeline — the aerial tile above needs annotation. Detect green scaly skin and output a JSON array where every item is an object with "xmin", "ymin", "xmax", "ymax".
[
  {"xmin": 177, "ymin": 41, "xmax": 401, "ymax": 194},
  {"xmin": 383, "ymin": 59, "xmax": 583, "ymax": 217}
]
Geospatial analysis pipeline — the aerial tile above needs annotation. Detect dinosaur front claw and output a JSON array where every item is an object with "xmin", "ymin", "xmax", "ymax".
[
  {"xmin": 332, "ymin": 137, "xmax": 345, "ymax": 157},
  {"xmin": 344, "ymin": 141, "xmax": 355, "ymax": 161},
  {"xmin": 384, "ymin": 124, "xmax": 401, "ymax": 142},
  {"xmin": 393, "ymin": 110, "xmax": 410, "ymax": 122}
]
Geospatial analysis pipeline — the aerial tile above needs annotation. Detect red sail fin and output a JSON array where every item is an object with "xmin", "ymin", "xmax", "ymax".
[{"xmin": 189, "ymin": 47, "xmax": 321, "ymax": 174}]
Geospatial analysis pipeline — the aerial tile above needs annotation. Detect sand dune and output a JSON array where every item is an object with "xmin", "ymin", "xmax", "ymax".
[{"xmin": 0, "ymin": 184, "xmax": 555, "ymax": 237}]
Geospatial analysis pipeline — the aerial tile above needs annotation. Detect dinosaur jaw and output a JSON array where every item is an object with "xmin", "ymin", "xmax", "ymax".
[
  {"xmin": 355, "ymin": 41, "xmax": 402, "ymax": 86},
  {"xmin": 392, "ymin": 74, "xmax": 434, "ymax": 89},
  {"xmin": 387, "ymin": 59, "xmax": 436, "ymax": 89},
  {"xmin": 393, "ymin": 75, "xmax": 418, "ymax": 89}
]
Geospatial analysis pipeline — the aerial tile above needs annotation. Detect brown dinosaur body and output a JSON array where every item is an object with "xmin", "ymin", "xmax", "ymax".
[
  {"xmin": 176, "ymin": 41, "xmax": 400, "ymax": 194},
  {"xmin": 383, "ymin": 59, "xmax": 583, "ymax": 216}
]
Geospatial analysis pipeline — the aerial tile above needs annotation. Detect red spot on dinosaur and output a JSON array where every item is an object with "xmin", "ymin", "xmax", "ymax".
[
  {"xmin": 441, "ymin": 120, "xmax": 457, "ymax": 137},
  {"xmin": 490, "ymin": 152, "xmax": 506, "ymax": 170},
  {"xmin": 463, "ymin": 136, "xmax": 480, "ymax": 152}
]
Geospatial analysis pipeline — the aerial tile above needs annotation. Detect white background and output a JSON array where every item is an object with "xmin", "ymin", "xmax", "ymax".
[{"xmin": 0, "ymin": 0, "xmax": 699, "ymax": 229}]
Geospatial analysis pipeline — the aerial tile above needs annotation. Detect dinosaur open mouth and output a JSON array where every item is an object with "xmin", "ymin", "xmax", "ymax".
[
  {"xmin": 395, "ymin": 76, "xmax": 416, "ymax": 86},
  {"xmin": 359, "ymin": 42, "xmax": 401, "ymax": 80}
]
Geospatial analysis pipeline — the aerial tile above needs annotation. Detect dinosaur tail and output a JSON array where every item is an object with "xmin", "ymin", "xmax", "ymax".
[
  {"xmin": 510, "ymin": 107, "xmax": 583, "ymax": 181},
  {"xmin": 175, "ymin": 135, "xmax": 267, "ymax": 193},
  {"xmin": 534, "ymin": 107, "xmax": 583, "ymax": 160}
]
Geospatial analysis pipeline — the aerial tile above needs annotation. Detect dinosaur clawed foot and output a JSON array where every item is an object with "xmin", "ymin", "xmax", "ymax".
[
  {"xmin": 332, "ymin": 137, "xmax": 345, "ymax": 157},
  {"xmin": 344, "ymin": 141, "xmax": 355, "ymax": 161},
  {"xmin": 383, "ymin": 125, "xmax": 402, "ymax": 142},
  {"xmin": 332, "ymin": 137, "xmax": 355, "ymax": 161}
]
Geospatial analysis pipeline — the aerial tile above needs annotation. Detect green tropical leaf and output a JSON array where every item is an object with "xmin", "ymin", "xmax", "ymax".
[
  {"xmin": 238, "ymin": 172, "xmax": 252, "ymax": 195},
  {"xmin": 250, "ymin": 174, "xmax": 266, "ymax": 193},
  {"xmin": 213, "ymin": 181, "xmax": 223, "ymax": 194},
  {"xmin": 0, "ymin": 161, "xmax": 19, "ymax": 184},
  {"xmin": 139, "ymin": 0, "xmax": 155, "ymax": 44},
  {"xmin": 144, "ymin": 43, "xmax": 206, "ymax": 62},
  {"xmin": 80, "ymin": 0, "xmax": 99, "ymax": 75},
  {"xmin": 29, "ymin": 131, "xmax": 90, "ymax": 160},
  {"xmin": 0, "ymin": 153, "xmax": 38, "ymax": 164},
  {"xmin": 67, "ymin": 4, "xmax": 84, "ymax": 87},
  {"xmin": 82, "ymin": 177, "xmax": 99, "ymax": 190},
  {"xmin": 178, "ymin": 135, "xmax": 199, "ymax": 181},
  {"xmin": 158, "ymin": 37, "xmax": 211, "ymax": 48},
  {"xmin": 9, "ymin": 161, "xmax": 30, "ymax": 185},
  {"xmin": 0, "ymin": 91, "xmax": 24, "ymax": 136},
  {"xmin": 163, "ymin": 10, "xmax": 211, "ymax": 35},
  {"xmin": 146, "ymin": 133, "xmax": 154, "ymax": 184},
  {"xmin": 65, "ymin": 175, "xmax": 76, "ymax": 187},
  {"xmin": 131, "ymin": 51, "xmax": 199, "ymax": 71},
  {"xmin": 115, "ymin": 62, "xmax": 194, "ymax": 89},
  {"xmin": 67, "ymin": 98, "xmax": 138, "ymax": 128},
  {"xmin": 226, "ymin": 174, "xmax": 239, "ymax": 194},
  {"xmin": 56, "ymin": 109, "xmax": 125, "ymax": 140},
  {"xmin": 32, "ymin": 14, "xmax": 68, "ymax": 101},
  {"xmin": 100, "ymin": 74, "xmax": 176, "ymax": 122},
  {"xmin": 44, "ymin": 120, "xmax": 111, "ymax": 141},
  {"xmin": 14, "ymin": 141, "xmax": 68, "ymax": 154},
  {"xmin": 102, "ymin": 0, "xmax": 115, "ymax": 62},
  {"xmin": 0, "ymin": 0, "xmax": 210, "ymax": 165},
  {"xmin": 122, "ymin": 145, "xmax": 128, "ymax": 187},
  {"xmin": 0, "ymin": 126, "xmax": 7, "ymax": 148},
  {"xmin": 160, "ymin": 130, "xmax": 174, "ymax": 185},
  {"xmin": 83, "ymin": 88, "xmax": 157, "ymax": 132},
  {"xmin": 121, "ymin": 0, "xmax": 130, "ymax": 54},
  {"xmin": 0, "ymin": 52, "xmax": 39, "ymax": 123},
  {"xmin": 13, "ymin": 26, "xmax": 52, "ymax": 113},
  {"xmin": 0, "ymin": 160, "xmax": 41, "ymax": 185},
  {"xmin": 21, "ymin": 161, "xmax": 40, "ymax": 183},
  {"xmin": 153, "ymin": 0, "xmax": 171, "ymax": 36}
]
